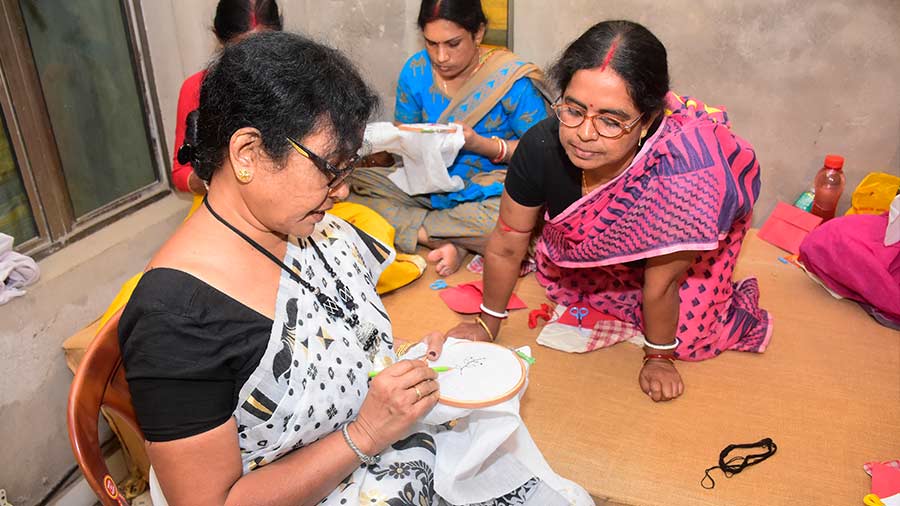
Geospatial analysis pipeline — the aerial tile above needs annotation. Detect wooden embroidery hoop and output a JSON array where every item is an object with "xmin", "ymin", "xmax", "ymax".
[
  {"xmin": 397, "ymin": 123, "xmax": 458, "ymax": 134},
  {"xmin": 436, "ymin": 341, "xmax": 527, "ymax": 409}
]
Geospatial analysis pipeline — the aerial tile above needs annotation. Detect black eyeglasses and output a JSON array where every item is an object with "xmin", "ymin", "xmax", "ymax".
[{"xmin": 286, "ymin": 136, "xmax": 360, "ymax": 190}]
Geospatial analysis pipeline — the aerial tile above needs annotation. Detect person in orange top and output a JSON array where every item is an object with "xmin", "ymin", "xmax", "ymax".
[{"xmin": 171, "ymin": 0, "xmax": 282, "ymax": 194}]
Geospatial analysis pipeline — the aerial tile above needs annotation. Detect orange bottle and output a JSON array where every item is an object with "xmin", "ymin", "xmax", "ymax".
[{"xmin": 810, "ymin": 155, "xmax": 845, "ymax": 221}]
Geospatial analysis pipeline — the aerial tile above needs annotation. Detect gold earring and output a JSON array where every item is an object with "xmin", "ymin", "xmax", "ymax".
[
  {"xmin": 236, "ymin": 168, "xmax": 253, "ymax": 183},
  {"xmin": 638, "ymin": 130, "xmax": 648, "ymax": 147}
]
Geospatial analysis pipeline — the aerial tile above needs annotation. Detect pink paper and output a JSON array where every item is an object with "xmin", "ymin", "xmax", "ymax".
[
  {"xmin": 758, "ymin": 202, "xmax": 823, "ymax": 254},
  {"xmin": 866, "ymin": 460, "xmax": 900, "ymax": 477},
  {"xmin": 872, "ymin": 463, "xmax": 900, "ymax": 498},
  {"xmin": 438, "ymin": 280, "xmax": 527, "ymax": 314}
]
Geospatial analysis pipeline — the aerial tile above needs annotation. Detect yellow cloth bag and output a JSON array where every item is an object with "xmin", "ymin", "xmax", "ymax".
[
  {"xmin": 327, "ymin": 201, "xmax": 426, "ymax": 294},
  {"xmin": 97, "ymin": 195, "xmax": 204, "ymax": 329},
  {"xmin": 98, "ymin": 197, "xmax": 423, "ymax": 330},
  {"xmin": 845, "ymin": 172, "xmax": 900, "ymax": 215}
]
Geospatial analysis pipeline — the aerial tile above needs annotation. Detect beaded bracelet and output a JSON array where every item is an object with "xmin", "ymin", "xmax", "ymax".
[
  {"xmin": 642, "ymin": 337, "xmax": 680, "ymax": 351},
  {"xmin": 479, "ymin": 303, "xmax": 509, "ymax": 319}
]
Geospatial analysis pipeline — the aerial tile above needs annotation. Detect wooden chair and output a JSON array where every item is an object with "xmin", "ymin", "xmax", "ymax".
[{"xmin": 67, "ymin": 308, "xmax": 143, "ymax": 506}]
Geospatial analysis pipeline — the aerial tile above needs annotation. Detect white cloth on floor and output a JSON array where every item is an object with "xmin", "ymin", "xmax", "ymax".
[
  {"xmin": 363, "ymin": 121, "xmax": 465, "ymax": 195},
  {"xmin": 406, "ymin": 339, "xmax": 595, "ymax": 506},
  {"xmin": 0, "ymin": 233, "xmax": 39, "ymax": 304},
  {"xmin": 536, "ymin": 304, "xmax": 644, "ymax": 353}
]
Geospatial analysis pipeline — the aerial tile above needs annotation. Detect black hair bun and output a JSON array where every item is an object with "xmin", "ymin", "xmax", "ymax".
[
  {"xmin": 176, "ymin": 143, "xmax": 195, "ymax": 165},
  {"xmin": 177, "ymin": 109, "xmax": 200, "ymax": 166}
]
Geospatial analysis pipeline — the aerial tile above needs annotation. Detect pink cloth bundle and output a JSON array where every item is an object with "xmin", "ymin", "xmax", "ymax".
[{"xmin": 799, "ymin": 213, "xmax": 900, "ymax": 327}]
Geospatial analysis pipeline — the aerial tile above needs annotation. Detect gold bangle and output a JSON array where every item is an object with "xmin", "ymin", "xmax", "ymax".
[
  {"xmin": 394, "ymin": 342, "xmax": 415, "ymax": 357},
  {"xmin": 474, "ymin": 316, "xmax": 496, "ymax": 342}
]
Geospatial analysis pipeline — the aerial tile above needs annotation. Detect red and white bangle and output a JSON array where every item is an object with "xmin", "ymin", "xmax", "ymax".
[
  {"xmin": 490, "ymin": 136, "xmax": 508, "ymax": 164},
  {"xmin": 642, "ymin": 353, "xmax": 676, "ymax": 364},
  {"xmin": 479, "ymin": 303, "xmax": 509, "ymax": 319}
]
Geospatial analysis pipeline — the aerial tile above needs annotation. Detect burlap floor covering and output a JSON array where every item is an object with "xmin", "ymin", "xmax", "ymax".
[{"xmin": 382, "ymin": 230, "xmax": 900, "ymax": 505}]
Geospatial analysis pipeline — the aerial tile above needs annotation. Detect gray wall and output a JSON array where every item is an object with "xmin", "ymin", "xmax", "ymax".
[
  {"xmin": 282, "ymin": 0, "xmax": 424, "ymax": 118},
  {"xmin": 0, "ymin": 197, "xmax": 189, "ymax": 505},
  {"xmin": 148, "ymin": 0, "xmax": 900, "ymax": 224},
  {"xmin": 514, "ymin": 0, "xmax": 900, "ymax": 222},
  {"xmin": 143, "ymin": 0, "xmax": 423, "ymax": 151}
]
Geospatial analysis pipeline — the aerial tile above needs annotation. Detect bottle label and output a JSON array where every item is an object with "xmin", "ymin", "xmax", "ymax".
[{"xmin": 793, "ymin": 191, "xmax": 814, "ymax": 212}]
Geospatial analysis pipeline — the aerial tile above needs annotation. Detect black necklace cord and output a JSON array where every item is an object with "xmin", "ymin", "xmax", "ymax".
[
  {"xmin": 203, "ymin": 196, "xmax": 358, "ymax": 324},
  {"xmin": 203, "ymin": 195, "xmax": 301, "ymax": 283},
  {"xmin": 701, "ymin": 437, "xmax": 777, "ymax": 489}
]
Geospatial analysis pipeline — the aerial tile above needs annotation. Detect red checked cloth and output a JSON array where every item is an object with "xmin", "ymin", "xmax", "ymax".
[
  {"xmin": 866, "ymin": 460, "xmax": 900, "ymax": 476},
  {"xmin": 467, "ymin": 254, "xmax": 537, "ymax": 277},
  {"xmin": 536, "ymin": 304, "xmax": 644, "ymax": 353}
]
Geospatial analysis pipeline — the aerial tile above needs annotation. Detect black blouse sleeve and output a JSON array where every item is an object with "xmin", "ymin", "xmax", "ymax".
[
  {"xmin": 118, "ymin": 269, "xmax": 270, "ymax": 442},
  {"xmin": 504, "ymin": 117, "xmax": 552, "ymax": 208}
]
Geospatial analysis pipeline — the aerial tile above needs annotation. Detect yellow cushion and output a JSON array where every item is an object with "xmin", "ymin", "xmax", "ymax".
[
  {"xmin": 327, "ymin": 202, "xmax": 425, "ymax": 294},
  {"xmin": 97, "ymin": 198, "xmax": 422, "ymax": 334}
]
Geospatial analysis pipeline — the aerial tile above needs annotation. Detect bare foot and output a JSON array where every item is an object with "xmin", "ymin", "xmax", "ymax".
[{"xmin": 426, "ymin": 243, "xmax": 467, "ymax": 277}]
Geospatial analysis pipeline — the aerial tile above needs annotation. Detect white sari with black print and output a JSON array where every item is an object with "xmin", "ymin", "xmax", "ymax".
[{"xmin": 233, "ymin": 214, "xmax": 545, "ymax": 506}]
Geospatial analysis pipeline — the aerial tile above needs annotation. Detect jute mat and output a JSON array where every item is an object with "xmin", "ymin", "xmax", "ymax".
[{"xmin": 381, "ymin": 230, "xmax": 900, "ymax": 505}]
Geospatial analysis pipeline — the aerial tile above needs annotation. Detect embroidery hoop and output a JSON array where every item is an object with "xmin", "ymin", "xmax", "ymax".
[
  {"xmin": 432, "ymin": 341, "xmax": 527, "ymax": 409},
  {"xmin": 397, "ymin": 122, "xmax": 458, "ymax": 134}
]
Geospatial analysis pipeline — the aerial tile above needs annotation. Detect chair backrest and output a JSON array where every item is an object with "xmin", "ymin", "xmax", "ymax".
[{"xmin": 67, "ymin": 308, "xmax": 143, "ymax": 506}]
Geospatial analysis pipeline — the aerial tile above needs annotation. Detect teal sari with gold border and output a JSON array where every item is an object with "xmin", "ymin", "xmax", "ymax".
[{"xmin": 395, "ymin": 49, "xmax": 547, "ymax": 209}]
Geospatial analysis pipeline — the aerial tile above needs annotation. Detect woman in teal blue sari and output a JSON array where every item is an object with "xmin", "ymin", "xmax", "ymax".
[{"xmin": 349, "ymin": 0, "xmax": 547, "ymax": 275}]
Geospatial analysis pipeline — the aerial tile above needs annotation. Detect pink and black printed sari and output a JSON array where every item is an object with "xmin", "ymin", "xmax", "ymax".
[{"xmin": 536, "ymin": 93, "xmax": 773, "ymax": 361}]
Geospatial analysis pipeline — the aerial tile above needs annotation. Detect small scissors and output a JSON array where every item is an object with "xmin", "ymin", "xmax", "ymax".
[
  {"xmin": 569, "ymin": 306, "xmax": 589, "ymax": 327},
  {"xmin": 864, "ymin": 494, "xmax": 885, "ymax": 506}
]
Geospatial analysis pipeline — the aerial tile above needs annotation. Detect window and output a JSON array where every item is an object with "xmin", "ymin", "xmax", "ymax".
[
  {"xmin": 0, "ymin": 0, "xmax": 168, "ymax": 257},
  {"xmin": 0, "ymin": 111, "xmax": 36, "ymax": 242}
]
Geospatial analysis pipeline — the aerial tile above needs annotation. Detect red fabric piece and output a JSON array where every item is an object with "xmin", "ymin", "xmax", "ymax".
[
  {"xmin": 527, "ymin": 303, "xmax": 553, "ymax": 329},
  {"xmin": 866, "ymin": 460, "xmax": 900, "ymax": 477},
  {"xmin": 555, "ymin": 305, "xmax": 616, "ymax": 327},
  {"xmin": 758, "ymin": 202, "xmax": 823, "ymax": 254},
  {"xmin": 439, "ymin": 280, "xmax": 527, "ymax": 314},
  {"xmin": 586, "ymin": 318, "xmax": 643, "ymax": 351},
  {"xmin": 171, "ymin": 70, "xmax": 205, "ymax": 193}
]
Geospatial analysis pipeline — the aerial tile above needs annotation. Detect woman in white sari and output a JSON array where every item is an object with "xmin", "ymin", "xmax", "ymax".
[{"xmin": 119, "ymin": 32, "xmax": 587, "ymax": 506}]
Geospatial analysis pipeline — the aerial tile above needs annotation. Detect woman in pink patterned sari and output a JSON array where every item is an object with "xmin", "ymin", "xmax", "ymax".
[{"xmin": 449, "ymin": 20, "xmax": 772, "ymax": 402}]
